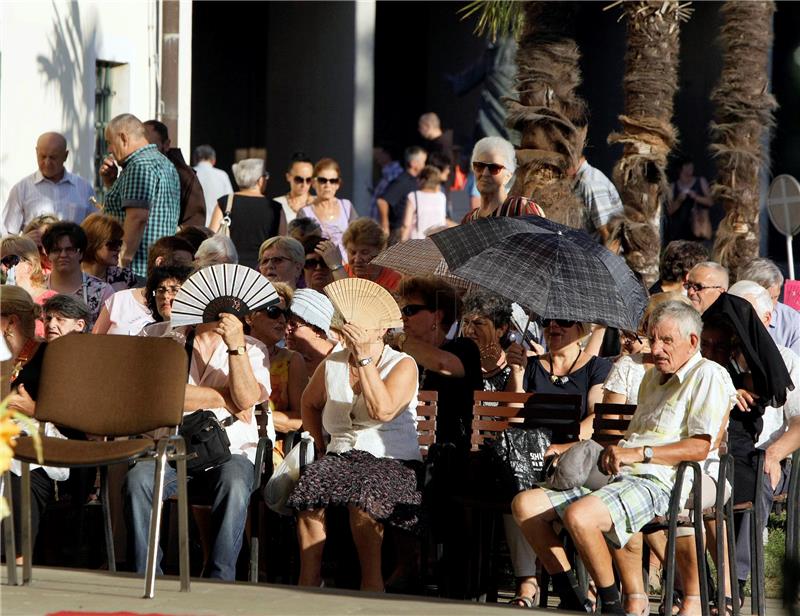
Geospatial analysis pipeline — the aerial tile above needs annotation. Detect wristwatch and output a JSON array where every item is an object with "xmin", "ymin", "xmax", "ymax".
[
  {"xmin": 330, "ymin": 264, "xmax": 344, "ymax": 272},
  {"xmin": 227, "ymin": 345, "xmax": 246, "ymax": 356},
  {"xmin": 357, "ymin": 357, "xmax": 373, "ymax": 367},
  {"xmin": 642, "ymin": 446, "xmax": 654, "ymax": 463}
]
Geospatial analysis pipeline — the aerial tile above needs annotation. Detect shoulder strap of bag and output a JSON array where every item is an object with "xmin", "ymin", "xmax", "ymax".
[
  {"xmin": 184, "ymin": 327, "xmax": 196, "ymax": 376},
  {"xmin": 224, "ymin": 193, "xmax": 234, "ymax": 216}
]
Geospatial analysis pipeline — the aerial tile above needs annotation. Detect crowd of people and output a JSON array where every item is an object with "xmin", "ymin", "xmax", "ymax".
[{"xmin": 0, "ymin": 111, "xmax": 797, "ymax": 616}]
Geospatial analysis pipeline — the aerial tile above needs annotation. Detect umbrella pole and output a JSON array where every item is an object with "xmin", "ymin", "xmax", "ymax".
[{"xmin": 521, "ymin": 311, "xmax": 533, "ymax": 348}]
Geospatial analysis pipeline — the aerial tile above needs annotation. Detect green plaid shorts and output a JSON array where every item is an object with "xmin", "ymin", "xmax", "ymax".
[{"xmin": 543, "ymin": 475, "xmax": 670, "ymax": 548}]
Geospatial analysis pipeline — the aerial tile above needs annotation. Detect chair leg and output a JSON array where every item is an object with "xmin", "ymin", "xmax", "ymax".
[
  {"xmin": 174, "ymin": 440, "xmax": 190, "ymax": 593},
  {"xmin": 689, "ymin": 465, "xmax": 710, "ymax": 616},
  {"xmin": 21, "ymin": 463, "xmax": 32, "ymax": 585},
  {"xmin": 100, "ymin": 466, "xmax": 116, "ymax": 573},
  {"xmin": 753, "ymin": 500, "xmax": 766, "ymax": 616},
  {"xmin": 2, "ymin": 471, "xmax": 18, "ymax": 586},
  {"xmin": 725, "ymin": 501, "xmax": 740, "ymax": 616},
  {"xmin": 664, "ymin": 462, "xmax": 689, "ymax": 614},
  {"xmin": 749, "ymin": 507, "xmax": 758, "ymax": 615},
  {"xmin": 143, "ymin": 443, "xmax": 169, "ymax": 599}
]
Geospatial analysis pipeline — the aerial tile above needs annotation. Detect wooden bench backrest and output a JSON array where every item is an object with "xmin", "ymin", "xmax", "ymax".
[
  {"xmin": 592, "ymin": 403, "xmax": 636, "ymax": 447},
  {"xmin": 417, "ymin": 390, "xmax": 438, "ymax": 457}
]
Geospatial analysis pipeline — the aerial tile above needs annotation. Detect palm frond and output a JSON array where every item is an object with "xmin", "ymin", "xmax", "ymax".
[{"xmin": 458, "ymin": 0, "xmax": 525, "ymax": 42}]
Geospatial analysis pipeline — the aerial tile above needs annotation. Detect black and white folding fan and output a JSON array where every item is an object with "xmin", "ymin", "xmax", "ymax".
[{"xmin": 170, "ymin": 264, "xmax": 279, "ymax": 327}]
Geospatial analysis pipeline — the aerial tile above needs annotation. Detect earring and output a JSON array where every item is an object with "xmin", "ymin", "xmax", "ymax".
[{"xmin": 3, "ymin": 329, "xmax": 13, "ymax": 340}]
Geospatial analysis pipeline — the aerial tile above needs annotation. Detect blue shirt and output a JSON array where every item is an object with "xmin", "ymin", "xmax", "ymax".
[{"xmin": 770, "ymin": 302, "xmax": 800, "ymax": 356}]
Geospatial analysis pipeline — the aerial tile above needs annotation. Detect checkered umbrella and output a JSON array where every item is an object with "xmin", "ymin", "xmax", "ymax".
[
  {"xmin": 370, "ymin": 239, "xmax": 474, "ymax": 291},
  {"xmin": 429, "ymin": 216, "xmax": 648, "ymax": 331}
]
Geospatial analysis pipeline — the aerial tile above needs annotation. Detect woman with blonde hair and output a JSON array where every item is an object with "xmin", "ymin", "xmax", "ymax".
[
  {"xmin": 22, "ymin": 214, "xmax": 59, "ymax": 276},
  {"xmin": 80, "ymin": 213, "xmax": 135, "ymax": 290},
  {"xmin": 1, "ymin": 235, "xmax": 56, "ymax": 337},
  {"xmin": 257, "ymin": 236, "xmax": 304, "ymax": 290}
]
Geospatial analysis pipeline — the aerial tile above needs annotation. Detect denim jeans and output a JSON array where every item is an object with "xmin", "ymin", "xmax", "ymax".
[{"xmin": 123, "ymin": 453, "xmax": 254, "ymax": 581}]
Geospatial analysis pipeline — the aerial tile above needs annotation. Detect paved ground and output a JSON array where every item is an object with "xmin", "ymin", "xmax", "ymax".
[{"xmin": 0, "ymin": 567, "xmax": 790, "ymax": 615}]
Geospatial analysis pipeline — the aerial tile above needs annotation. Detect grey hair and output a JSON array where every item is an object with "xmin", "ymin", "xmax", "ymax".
[
  {"xmin": 691, "ymin": 261, "xmax": 729, "ymax": 289},
  {"xmin": 106, "ymin": 113, "xmax": 145, "ymax": 139},
  {"xmin": 194, "ymin": 235, "xmax": 238, "ymax": 269},
  {"xmin": 470, "ymin": 136, "xmax": 517, "ymax": 175},
  {"xmin": 193, "ymin": 144, "xmax": 216, "ymax": 164},
  {"xmin": 728, "ymin": 280, "xmax": 774, "ymax": 319},
  {"xmin": 258, "ymin": 236, "xmax": 304, "ymax": 266},
  {"xmin": 736, "ymin": 257, "xmax": 783, "ymax": 289},
  {"xmin": 648, "ymin": 300, "xmax": 703, "ymax": 340},
  {"xmin": 232, "ymin": 158, "xmax": 265, "ymax": 190},
  {"xmin": 461, "ymin": 290, "xmax": 512, "ymax": 329}
]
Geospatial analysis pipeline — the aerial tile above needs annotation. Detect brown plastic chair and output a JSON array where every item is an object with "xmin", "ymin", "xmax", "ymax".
[{"xmin": 2, "ymin": 335, "xmax": 188, "ymax": 598}]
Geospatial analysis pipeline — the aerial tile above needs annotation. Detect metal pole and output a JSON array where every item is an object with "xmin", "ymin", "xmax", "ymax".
[{"xmin": 787, "ymin": 235, "xmax": 795, "ymax": 281}]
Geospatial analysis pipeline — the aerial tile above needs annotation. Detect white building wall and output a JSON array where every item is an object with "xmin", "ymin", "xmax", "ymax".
[{"xmin": 0, "ymin": 0, "xmax": 191, "ymax": 209}]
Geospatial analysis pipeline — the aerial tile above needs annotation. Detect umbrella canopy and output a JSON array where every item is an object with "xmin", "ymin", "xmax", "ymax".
[
  {"xmin": 429, "ymin": 215, "xmax": 648, "ymax": 331},
  {"xmin": 370, "ymin": 239, "xmax": 473, "ymax": 291}
]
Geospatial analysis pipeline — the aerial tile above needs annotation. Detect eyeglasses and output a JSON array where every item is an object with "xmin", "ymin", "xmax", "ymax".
[
  {"xmin": 293, "ymin": 176, "xmax": 313, "ymax": 185},
  {"xmin": 105, "ymin": 240, "xmax": 123, "ymax": 250},
  {"xmin": 304, "ymin": 258, "xmax": 327, "ymax": 270},
  {"xmin": 683, "ymin": 282, "xmax": 724, "ymax": 293},
  {"xmin": 621, "ymin": 331, "xmax": 643, "ymax": 344},
  {"xmin": 259, "ymin": 305, "xmax": 289, "ymax": 320},
  {"xmin": 472, "ymin": 161, "xmax": 506, "ymax": 176},
  {"xmin": 545, "ymin": 318, "xmax": 578, "ymax": 328},
  {"xmin": 260, "ymin": 256, "xmax": 290, "ymax": 267},
  {"xmin": 1, "ymin": 255, "xmax": 21, "ymax": 268},
  {"xmin": 401, "ymin": 304, "xmax": 431, "ymax": 318},
  {"xmin": 48, "ymin": 246, "xmax": 79, "ymax": 256},
  {"xmin": 315, "ymin": 177, "xmax": 340, "ymax": 185},
  {"xmin": 153, "ymin": 285, "xmax": 182, "ymax": 297}
]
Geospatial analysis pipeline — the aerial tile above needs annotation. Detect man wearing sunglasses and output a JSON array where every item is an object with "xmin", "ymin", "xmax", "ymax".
[
  {"xmin": 685, "ymin": 261, "xmax": 729, "ymax": 314},
  {"xmin": 2, "ymin": 132, "xmax": 95, "ymax": 235},
  {"xmin": 375, "ymin": 146, "xmax": 426, "ymax": 242}
]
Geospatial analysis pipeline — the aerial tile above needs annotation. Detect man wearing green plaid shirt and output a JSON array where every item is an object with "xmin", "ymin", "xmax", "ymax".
[{"xmin": 99, "ymin": 114, "xmax": 180, "ymax": 279}]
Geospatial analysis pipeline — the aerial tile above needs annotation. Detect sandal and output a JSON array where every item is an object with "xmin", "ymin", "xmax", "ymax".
[
  {"xmin": 507, "ymin": 595, "xmax": 537, "ymax": 609},
  {"xmin": 676, "ymin": 594, "xmax": 702, "ymax": 616},
  {"xmin": 623, "ymin": 592, "xmax": 651, "ymax": 616},
  {"xmin": 659, "ymin": 588, "xmax": 683, "ymax": 615},
  {"xmin": 709, "ymin": 597, "xmax": 735, "ymax": 616}
]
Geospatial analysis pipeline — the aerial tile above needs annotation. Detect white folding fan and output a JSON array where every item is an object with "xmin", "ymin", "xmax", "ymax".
[
  {"xmin": 170, "ymin": 264, "xmax": 279, "ymax": 327},
  {"xmin": 324, "ymin": 278, "xmax": 403, "ymax": 330}
]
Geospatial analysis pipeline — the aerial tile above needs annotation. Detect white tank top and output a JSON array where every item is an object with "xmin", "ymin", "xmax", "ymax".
[{"xmin": 322, "ymin": 346, "xmax": 421, "ymax": 461}]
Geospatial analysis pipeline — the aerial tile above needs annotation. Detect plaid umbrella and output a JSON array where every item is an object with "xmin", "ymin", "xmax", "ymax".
[
  {"xmin": 370, "ymin": 239, "xmax": 474, "ymax": 291},
  {"xmin": 429, "ymin": 215, "xmax": 648, "ymax": 331}
]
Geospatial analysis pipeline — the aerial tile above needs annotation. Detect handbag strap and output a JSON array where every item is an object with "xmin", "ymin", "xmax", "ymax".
[
  {"xmin": 183, "ymin": 326, "xmax": 237, "ymax": 427},
  {"xmin": 224, "ymin": 193, "xmax": 234, "ymax": 216}
]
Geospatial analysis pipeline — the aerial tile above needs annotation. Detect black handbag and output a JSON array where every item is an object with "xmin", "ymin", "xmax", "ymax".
[{"xmin": 485, "ymin": 426, "xmax": 552, "ymax": 499}]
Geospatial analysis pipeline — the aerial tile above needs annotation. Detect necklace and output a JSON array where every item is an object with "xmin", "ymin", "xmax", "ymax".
[
  {"xmin": 547, "ymin": 349, "xmax": 581, "ymax": 386},
  {"xmin": 9, "ymin": 338, "xmax": 39, "ymax": 385}
]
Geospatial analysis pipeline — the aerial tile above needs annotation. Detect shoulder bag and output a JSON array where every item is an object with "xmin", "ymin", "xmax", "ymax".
[{"xmin": 217, "ymin": 194, "xmax": 234, "ymax": 238}]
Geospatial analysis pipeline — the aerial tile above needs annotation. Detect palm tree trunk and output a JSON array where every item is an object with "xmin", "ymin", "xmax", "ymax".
[
  {"xmin": 507, "ymin": 1, "xmax": 587, "ymax": 228},
  {"xmin": 607, "ymin": 1, "xmax": 689, "ymax": 289},
  {"xmin": 710, "ymin": 1, "xmax": 776, "ymax": 273}
]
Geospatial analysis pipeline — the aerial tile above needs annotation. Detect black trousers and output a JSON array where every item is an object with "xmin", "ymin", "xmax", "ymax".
[{"xmin": 8, "ymin": 468, "xmax": 56, "ymax": 556}]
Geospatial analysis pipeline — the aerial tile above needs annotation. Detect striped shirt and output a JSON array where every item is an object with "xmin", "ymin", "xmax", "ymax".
[
  {"xmin": 573, "ymin": 159, "xmax": 623, "ymax": 234},
  {"xmin": 104, "ymin": 144, "xmax": 180, "ymax": 277}
]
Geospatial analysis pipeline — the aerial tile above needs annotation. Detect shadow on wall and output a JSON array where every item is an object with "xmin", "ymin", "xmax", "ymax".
[{"xmin": 35, "ymin": 1, "xmax": 98, "ymax": 180}]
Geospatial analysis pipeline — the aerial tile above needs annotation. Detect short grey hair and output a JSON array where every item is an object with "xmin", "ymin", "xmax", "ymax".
[
  {"xmin": 193, "ymin": 144, "xmax": 216, "ymax": 164},
  {"xmin": 736, "ymin": 257, "xmax": 783, "ymax": 289},
  {"xmin": 471, "ymin": 136, "xmax": 516, "ymax": 175},
  {"xmin": 194, "ymin": 235, "xmax": 238, "ymax": 269},
  {"xmin": 462, "ymin": 290, "xmax": 512, "ymax": 329},
  {"xmin": 258, "ymin": 236, "xmax": 304, "ymax": 265},
  {"xmin": 106, "ymin": 113, "xmax": 145, "ymax": 139},
  {"xmin": 690, "ymin": 261, "xmax": 729, "ymax": 289},
  {"xmin": 648, "ymin": 300, "xmax": 703, "ymax": 340},
  {"xmin": 728, "ymin": 280, "xmax": 774, "ymax": 320},
  {"xmin": 232, "ymin": 158, "xmax": 265, "ymax": 190}
]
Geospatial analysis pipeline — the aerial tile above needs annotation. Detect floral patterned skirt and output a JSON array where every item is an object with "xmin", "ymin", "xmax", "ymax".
[{"xmin": 287, "ymin": 449, "xmax": 423, "ymax": 533}]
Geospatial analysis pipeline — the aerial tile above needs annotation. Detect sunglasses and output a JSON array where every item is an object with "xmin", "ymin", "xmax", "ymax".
[
  {"xmin": 304, "ymin": 259, "xmax": 327, "ymax": 270},
  {"xmin": 259, "ymin": 305, "xmax": 289, "ymax": 320},
  {"xmin": 105, "ymin": 240, "xmax": 123, "ymax": 250},
  {"xmin": 315, "ymin": 177, "xmax": 340, "ymax": 185},
  {"xmin": 401, "ymin": 304, "xmax": 431, "ymax": 317},
  {"xmin": 472, "ymin": 161, "xmax": 506, "ymax": 176},
  {"xmin": 1, "ymin": 255, "xmax": 21, "ymax": 268},
  {"xmin": 293, "ymin": 176, "xmax": 313, "ymax": 185},
  {"xmin": 545, "ymin": 318, "xmax": 578, "ymax": 328},
  {"xmin": 683, "ymin": 282, "xmax": 724, "ymax": 293}
]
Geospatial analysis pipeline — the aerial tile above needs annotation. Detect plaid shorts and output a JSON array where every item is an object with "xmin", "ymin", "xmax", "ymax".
[{"xmin": 543, "ymin": 475, "xmax": 671, "ymax": 548}]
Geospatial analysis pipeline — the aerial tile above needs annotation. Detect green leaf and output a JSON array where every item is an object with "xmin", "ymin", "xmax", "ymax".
[{"xmin": 458, "ymin": 0, "xmax": 524, "ymax": 42}]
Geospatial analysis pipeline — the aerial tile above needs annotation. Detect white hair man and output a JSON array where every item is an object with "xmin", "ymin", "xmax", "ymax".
[
  {"xmin": 375, "ymin": 146, "xmax": 427, "ymax": 242},
  {"xmin": 193, "ymin": 144, "xmax": 234, "ymax": 228},
  {"xmin": 512, "ymin": 301, "xmax": 735, "ymax": 614},
  {"xmin": 737, "ymin": 257, "xmax": 800, "ymax": 355},
  {"xmin": 685, "ymin": 261, "xmax": 729, "ymax": 314},
  {"xmin": 99, "ymin": 114, "xmax": 181, "ymax": 280},
  {"xmin": 2, "ymin": 132, "xmax": 96, "ymax": 234},
  {"xmin": 728, "ymin": 280, "xmax": 800, "ymax": 594}
]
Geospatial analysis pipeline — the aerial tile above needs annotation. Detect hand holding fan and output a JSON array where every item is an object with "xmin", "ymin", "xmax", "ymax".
[
  {"xmin": 323, "ymin": 278, "xmax": 403, "ymax": 331},
  {"xmin": 170, "ymin": 264, "xmax": 279, "ymax": 327}
]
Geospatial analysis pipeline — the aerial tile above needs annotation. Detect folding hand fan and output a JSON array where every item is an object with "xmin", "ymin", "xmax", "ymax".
[
  {"xmin": 323, "ymin": 277, "xmax": 403, "ymax": 330},
  {"xmin": 170, "ymin": 264, "xmax": 279, "ymax": 327}
]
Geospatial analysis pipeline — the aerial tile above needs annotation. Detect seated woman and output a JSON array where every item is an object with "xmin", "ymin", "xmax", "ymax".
[
  {"xmin": 244, "ymin": 282, "xmax": 308, "ymax": 444},
  {"xmin": 301, "ymin": 236, "xmax": 335, "ymax": 293},
  {"xmin": 0, "ymin": 286, "xmax": 69, "ymax": 564},
  {"xmin": 80, "ymin": 213, "xmax": 136, "ymax": 291},
  {"xmin": 258, "ymin": 236, "xmax": 304, "ymax": 290},
  {"xmin": 41, "ymin": 294, "xmax": 91, "ymax": 341},
  {"xmin": 393, "ymin": 276, "xmax": 482, "ymax": 452},
  {"xmin": 507, "ymin": 319, "xmax": 612, "ymax": 442},
  {"xmin": 286, "ymin": 289, "xmax": 337, "ymax": 376},
  {"xmin": 287, "ymin": 282, "xmax": 421, "ymax": 592},
  {"xmin": 1, "ymin": 235, "xmax": 56, "ymax": 337},
  {"xmin": 138, "ymin": 265, "xmax": 195, "ymax": 338}
]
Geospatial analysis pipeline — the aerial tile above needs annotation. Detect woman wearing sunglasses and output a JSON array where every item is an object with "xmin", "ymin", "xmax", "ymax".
[
  {"xmin": 507, "ymin": 317, "xmax": 612, "ymax": 441},
  {"xmin": 273, "ymin": 152, "xmax": 314, "ymax": 224},
  {"xmin": 462, "ymin": 136, "xmax": 544, "ymax": 223},
  {"xmin": 80, "ymin": 213, "xmax": 136, "ymax": 291},
  {"xmin": 1, "ymin": 235, "xmax": 56, "ymax": 338},
  {"xmin": 299, "ymin": 158, "xmax": 357, "ymax": 263},
  {"xmin": 245, "ymin": 282, "xmax": 308, "ymax": 443}
]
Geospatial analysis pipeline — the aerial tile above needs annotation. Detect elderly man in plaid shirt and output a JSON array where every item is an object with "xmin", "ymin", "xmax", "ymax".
[
  {"xmin": 99, "ymin": 114, "xmax": 180, "ymax": 279},
  {"xmin": 511, "ymin": 301, "xmax": 735, "ymax": 614}
]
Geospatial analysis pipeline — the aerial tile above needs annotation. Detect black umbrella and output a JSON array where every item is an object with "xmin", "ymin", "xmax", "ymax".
[{"xmin": 429, "ymin": 215, "xmax": 648, "ymax": 331}]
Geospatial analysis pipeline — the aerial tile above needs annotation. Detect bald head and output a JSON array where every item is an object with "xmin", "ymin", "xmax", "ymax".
[
  {"xmin": 105, "ymin": 114, "xmax": 149, "ymax": 162},
  {"xmin": 418, "ymin": 112, "xmax": 442, "ymax": 139},
  {"xmin": 36, "ymin": 132, "xmax": 68, "ymax": 181}
]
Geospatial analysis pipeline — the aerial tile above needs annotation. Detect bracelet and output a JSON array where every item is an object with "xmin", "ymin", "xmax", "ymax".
[
  {"xmin": 330, "ymin": 264, "xmax": 344, "ymax": 272},
  {"xmin": 357, "ymin": 357, "xmax": 373, "ymax": 367}
]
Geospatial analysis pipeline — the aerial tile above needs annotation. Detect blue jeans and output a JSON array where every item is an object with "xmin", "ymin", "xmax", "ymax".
[{"xmin": 123, "ymin": 453, "xmax": 254, "ymax": 581}]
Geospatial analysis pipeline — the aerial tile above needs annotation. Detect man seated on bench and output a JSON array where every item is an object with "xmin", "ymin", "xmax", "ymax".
[{"xmin": 511, "ymin": 301, "xmax": 734, "ymax": 614}]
